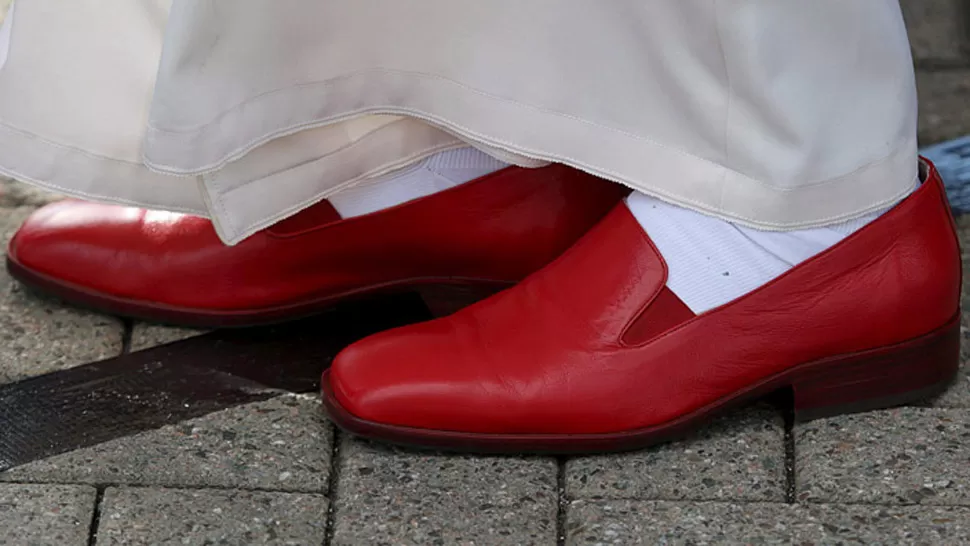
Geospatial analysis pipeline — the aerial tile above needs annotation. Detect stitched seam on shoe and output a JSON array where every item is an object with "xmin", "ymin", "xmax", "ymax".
[{"xmin": 618, "ymin": 207, "xmax": 670, "ymax": 348}]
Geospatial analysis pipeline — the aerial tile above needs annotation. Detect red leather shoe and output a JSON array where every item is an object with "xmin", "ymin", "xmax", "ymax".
[
  {"xmin": 323, "ymin": 159, "xmax": 962, "ymax": 454},
  {"xmin": 6, "ymin": 165, "xmax": 627, "ymax": 327}
]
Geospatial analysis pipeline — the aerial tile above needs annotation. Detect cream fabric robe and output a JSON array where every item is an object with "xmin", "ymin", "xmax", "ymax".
[{"xmin": 0, "ymin": 0, "xmax": 918, "ymax": 244}]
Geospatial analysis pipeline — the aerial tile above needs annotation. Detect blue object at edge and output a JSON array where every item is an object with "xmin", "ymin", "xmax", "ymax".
[{"xmin": 921, "ymin": 135, "xmax": 970, "ymax": 213}]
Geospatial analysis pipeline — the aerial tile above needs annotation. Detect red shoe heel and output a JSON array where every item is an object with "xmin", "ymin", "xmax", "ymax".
[
  {"xmin": 792, "ymin": 314, "xmax": 962, "ymax": 422},
  {"xmin": 414, "ymin": 283, "xmax": 506, "ymax": 318}
]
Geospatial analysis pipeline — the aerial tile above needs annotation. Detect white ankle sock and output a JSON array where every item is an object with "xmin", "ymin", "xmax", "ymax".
[
  {"xmin": 625, "ymin": 191, "xmax": 905, "ymax": 314},
  {"xmin": 328, "ymin": 147, "xmax": 509, "ymax": 218}
]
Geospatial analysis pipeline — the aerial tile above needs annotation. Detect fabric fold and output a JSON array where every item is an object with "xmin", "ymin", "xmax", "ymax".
[{"xmin": 0, "ymin": 0, "xmax": 919, "ymax": 244}]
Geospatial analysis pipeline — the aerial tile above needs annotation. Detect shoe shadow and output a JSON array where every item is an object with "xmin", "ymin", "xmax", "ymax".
[{"xmin": 0, "ymin": 292, "xmax": 432, "ymax": 472}]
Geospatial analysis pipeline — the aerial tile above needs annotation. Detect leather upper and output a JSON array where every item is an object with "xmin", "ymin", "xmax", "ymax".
[
  {"xmin": 7, "ymin": 165, "xmax": 627, "ymax": 311},
  {"xmin": 329, "ymin": 161, "xmax": 962, "ymax": 435}
]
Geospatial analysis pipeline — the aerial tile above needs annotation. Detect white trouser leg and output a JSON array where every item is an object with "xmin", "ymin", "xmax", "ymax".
[{"xmin": 328, "ymin": 147, "xmax": 508, "ymax": 218}]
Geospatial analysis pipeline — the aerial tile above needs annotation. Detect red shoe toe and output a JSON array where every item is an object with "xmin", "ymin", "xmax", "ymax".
[
  {"xmin": 328, "ymin": 316, "xmax": 506, "ymax": 433},
  {"xmin": 9, "ymin": 200, "xmax": 128, "ymax": 268},
  {"xmin": 7, "ymin": 199, "xmax": 237, "ymax": 322},
  {"xmin": 8, "ymin": 200, "xmax": 171, "ymax": 297}
]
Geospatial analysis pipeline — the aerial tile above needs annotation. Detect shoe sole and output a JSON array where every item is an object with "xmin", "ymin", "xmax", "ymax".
[
  {"xmin": 321, "ymin": 313, "xmax": 961, "ymax": 454},
  {"xmin": 5, "ymin": 255, "xmax": 507, "ymax": 329}
]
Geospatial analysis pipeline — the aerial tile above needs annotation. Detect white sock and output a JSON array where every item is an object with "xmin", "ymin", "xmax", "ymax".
[
  {"xmin": 328, "ymin": 147, "xmax": 509, "ymax": 218},
  {"xmin": 625, "ymin": 191, "xmax": 903, "ymax": 314}
]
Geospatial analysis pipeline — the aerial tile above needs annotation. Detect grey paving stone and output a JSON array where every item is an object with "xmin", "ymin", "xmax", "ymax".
[
  {"xmin": 566, "ymin": 500, "xmax": 970, "ymax": 545},
  {"xmin": 1, "ymin": 395, "xmax": 332, "ymax": 492},
  {"xmin": 0, "ymin": 483, "xmax": 96, "ymax": 546},
  {"xmin": 929, "ymin": 336, "xmax": 970, "ymax": 408},
  {"xmin": 566, "ymin": 405, "xmax": 785, "ymax": 502},
  {"xmin": 332, "ymin": 438, "xmax": 558, "ymax": 545},
  {"xmin": 796, "ymin": 407, "xmax": 970, "ymax": 506},
  {"xmin": 933, "ymin": 215, "xmax": 970, "ymax": 408},
  {"xmin": 129, "ymin": 323, "xmax": 208, "ymax": 352},
  {"xmin": 901, "ymin": 0, "xmax": 970, "ymax": 65},
  {"xmin": 1, "ymin": 206, "xmax": 124, "ymax": 383},
  {"xmin": 917, "ymin": 70, "xmax": 970, "ymax": 145},
  {"xmin": 96, "ymin": 486, "xmax": 328, "ymax": 546},
  {"xmin": 0, "ymin": 177, "xmax": 64, "ymax": 208},
  {"xmin": 1, "ymin": 207, "xmax": 35, "ymax": 241}
]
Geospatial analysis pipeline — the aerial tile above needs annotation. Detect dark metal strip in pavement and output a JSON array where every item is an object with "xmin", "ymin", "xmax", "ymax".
[{"xmin": 0, "ymin": 293, "xmax": 432, "ymax": 472}]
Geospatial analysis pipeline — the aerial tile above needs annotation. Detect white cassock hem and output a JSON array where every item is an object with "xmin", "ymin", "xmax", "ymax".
[{"xmin": 0, "ymin": 0, "xmax": 921, "ymax": 245}]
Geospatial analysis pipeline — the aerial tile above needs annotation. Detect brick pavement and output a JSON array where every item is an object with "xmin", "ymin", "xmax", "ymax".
[{"xmin": 2, "ymin": 1, "xmax": 970, "ymax": 543}]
